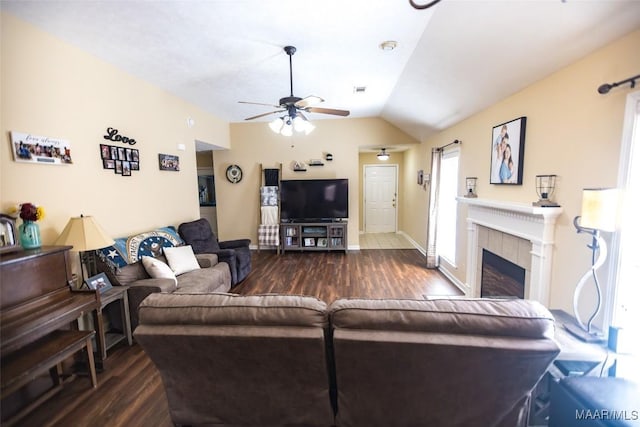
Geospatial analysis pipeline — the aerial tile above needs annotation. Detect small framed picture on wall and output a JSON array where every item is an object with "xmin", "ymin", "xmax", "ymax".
[{"xmin": 158, "ymin": 153, "xmax": 180, "ymax": 171}]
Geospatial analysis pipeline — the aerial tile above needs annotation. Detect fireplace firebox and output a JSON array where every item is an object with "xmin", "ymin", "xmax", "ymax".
[{"xmin": 481, "ymin": 249, "xmax": 525, "ymax": 299}]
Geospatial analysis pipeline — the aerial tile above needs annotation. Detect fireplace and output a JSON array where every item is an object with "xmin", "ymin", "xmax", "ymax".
[
  {"xmin": 457, "ymin": 197, "xmax": 562, "ymax": 305},
  {"xmin": 481, "ymin": 249, "xmax": 525, "ymax": 299}
]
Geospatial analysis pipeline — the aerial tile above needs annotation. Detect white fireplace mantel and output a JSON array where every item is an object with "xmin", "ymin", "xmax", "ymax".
[{"xmin": 457, "ymin": 197, "xmax": 563, "ymax": 306}]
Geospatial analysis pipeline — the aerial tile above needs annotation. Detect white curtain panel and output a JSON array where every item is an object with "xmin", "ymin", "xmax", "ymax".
[{"xmin": 426, "ymin": 148, "xmax": 441, "ymax": 269}]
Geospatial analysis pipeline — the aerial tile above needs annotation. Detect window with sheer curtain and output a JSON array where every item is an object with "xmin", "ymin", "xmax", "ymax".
[
  {"xmin": 435, "ymin": 148, "xmax": 459, "ymax": 265},
  {"xmin": 609, "ymin": 91, "xmax": 639, "ymax": 380}
]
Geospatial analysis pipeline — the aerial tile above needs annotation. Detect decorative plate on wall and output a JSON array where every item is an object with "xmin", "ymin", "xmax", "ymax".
[{"xmin": 226, "ymin": 164, "xmax": 243, "ymax": 183}]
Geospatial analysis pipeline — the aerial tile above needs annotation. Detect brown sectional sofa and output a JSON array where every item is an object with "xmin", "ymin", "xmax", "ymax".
[
  {"xmin": 95, "ymin": 226, "xmax": 233, "ymax": 330},
  {"xmin": 97, "ymin": 253, "xmax": 231, "ymax": 329},
  {"xmin": 134, "ymin": 294, "xmax": 560, "ymax": 427}
]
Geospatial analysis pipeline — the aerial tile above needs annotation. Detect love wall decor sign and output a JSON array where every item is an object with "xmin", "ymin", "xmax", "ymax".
[{"xmin": 100, "ymin": 127, "xmax": 140, "ymax": 177}]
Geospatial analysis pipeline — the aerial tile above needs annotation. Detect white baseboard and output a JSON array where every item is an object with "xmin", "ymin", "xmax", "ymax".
[
  {"xmin": 398, "ymin": 231, "xmax": 426, "ymax": 255},
  {"xmin": 437, "ymin": 264, "xmax": 469, "ymax": 295}
]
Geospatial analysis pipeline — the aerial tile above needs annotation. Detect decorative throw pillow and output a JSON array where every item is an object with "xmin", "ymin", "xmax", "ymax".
[
  {"xmin": 163, "ymin": 245, "xmax": 201, "ymax": 276},
  {"xmin": 141, "ymin": 256, "xmax": 177, "ymax": 286}
]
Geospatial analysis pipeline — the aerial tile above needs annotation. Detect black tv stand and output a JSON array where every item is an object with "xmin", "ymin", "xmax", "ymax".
[{"xmin": 281, "ymin": 222, "xmax": 347, "ymax": 253}]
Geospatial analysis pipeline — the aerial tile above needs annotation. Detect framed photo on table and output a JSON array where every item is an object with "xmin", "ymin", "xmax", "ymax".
[
  {"xmin": 86, "ymin": 272, "xmax": 113, "ymax": 294},
  {"xmin": 489, "ymin": 116, "xmax": 526, "ymax": 185}
]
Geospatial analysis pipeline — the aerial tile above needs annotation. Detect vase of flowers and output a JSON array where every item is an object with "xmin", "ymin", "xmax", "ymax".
[{"xmin": 16, "ymin": 203, "xmax": 45, "ymax": 249}]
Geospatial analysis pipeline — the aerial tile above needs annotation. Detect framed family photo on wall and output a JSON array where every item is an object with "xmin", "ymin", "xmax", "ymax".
[{"xmin": 489, "ymin": 116, "xmax": 527, "ymax": 185}]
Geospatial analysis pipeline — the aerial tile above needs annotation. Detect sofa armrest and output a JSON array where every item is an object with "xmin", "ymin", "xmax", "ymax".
[
  {"xmin": 195, "ymin": 253, "xmax": 219, "ymax": 268},
  {"xmin": 213, "ymin": 248, "xmax": 237, "ymax": 265},
  {"xmin": 219, "ymin": 239, "xmax": 251, "ymax": 249},
  {"xmin": 128, "ymin": 278, "xmax": 177, "ymax": 293},
  {"xmin": 127, "ymin": 278, "xmax": 178, "ymax": 331}
]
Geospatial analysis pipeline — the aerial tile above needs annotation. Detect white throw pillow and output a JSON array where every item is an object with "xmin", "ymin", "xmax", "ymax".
[
  {"xmin": 141, "ymin": 256, "xmax": 177, "ymax": 286},
  {"xmin": 163, "ymin": 245, "xmax": 201, "ymax": 276}
]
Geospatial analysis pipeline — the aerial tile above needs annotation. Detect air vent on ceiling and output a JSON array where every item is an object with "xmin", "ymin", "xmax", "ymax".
[{"xmin": 353, "ymin": 86, "xmax": 367, "ymax": 94}]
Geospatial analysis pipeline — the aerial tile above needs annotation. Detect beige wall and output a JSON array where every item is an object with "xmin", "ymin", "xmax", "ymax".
[
  {"xmin": 215, "ymin": 118, "xmax": 417, "ymax": 247},
  {"xmin": 415, "ymin": 29, "xmax": 640, "ymax": 314},
  {"xmin": 1, "ymin": 13, "xmax": 230, "ymax": 249}
]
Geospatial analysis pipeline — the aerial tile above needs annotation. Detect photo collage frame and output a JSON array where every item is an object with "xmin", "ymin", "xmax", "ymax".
[{"xmin": 100, "ymin": 144, "xmax": 139, "ymax": 176}]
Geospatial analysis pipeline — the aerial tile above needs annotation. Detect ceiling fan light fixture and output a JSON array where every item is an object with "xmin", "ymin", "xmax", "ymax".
[
  {"xmin": 269, "ymin": 117, "xmax": 284, "ymax": 133},
  {"xmin": 293, "ymin": 116, "xmax": 316, "ymax": 135},
  {"xmin": 303, "ymin": 120, "xmax": 315, "ymax": 135},
  {"xmin": 281, "ymin": 123, "xmax": 293, "ymax": 137},
  {"xmin": 293, "ymin": 115, "xmax": 306, "ymax": 132},
  {"xmin": 377, "ymin": 148, "xmax": 390, "ymax": 161}
]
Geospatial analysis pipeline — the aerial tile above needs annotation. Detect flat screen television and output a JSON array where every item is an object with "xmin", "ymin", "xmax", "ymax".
[{"xmin": 280, "ymin": 179, "xmax": 349, "ymax": 222}]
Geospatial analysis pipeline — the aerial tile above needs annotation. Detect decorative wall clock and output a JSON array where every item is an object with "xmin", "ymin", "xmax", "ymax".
[{"xmin": 226, "ymin": 164, "xmax": 243, "ymax": 183}]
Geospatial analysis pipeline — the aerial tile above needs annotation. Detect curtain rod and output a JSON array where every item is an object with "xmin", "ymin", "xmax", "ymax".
[
  {"xmin": 436, "ymin": 139, "xmax": 460, "ymax": 151},
  {"xmin": 598, "ymin": 73, "xmax": 640, "ymax": 94}
]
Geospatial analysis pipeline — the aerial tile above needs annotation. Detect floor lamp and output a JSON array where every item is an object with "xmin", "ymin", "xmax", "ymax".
[
  {"xmin": 566, "ymin": 188, "xmax": 619, "ymax": 343},
  {"xmin": 54, "ymin": 215, "xmax": 114, "ymax": 287}
]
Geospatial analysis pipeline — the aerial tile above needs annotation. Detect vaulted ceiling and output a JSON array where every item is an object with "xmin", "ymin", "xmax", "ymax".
[{"xmin": 3, "ymin": 0, "xmax": 640, "ymax": 141}]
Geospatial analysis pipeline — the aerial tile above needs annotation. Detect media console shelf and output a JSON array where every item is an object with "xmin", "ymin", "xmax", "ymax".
[{"xmin": 281, "ymin": 222, "xmax": 347, "ymax": 253}]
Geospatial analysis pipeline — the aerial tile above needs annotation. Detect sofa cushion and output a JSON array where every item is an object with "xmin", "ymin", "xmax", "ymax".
[
  {"xmin": 329, "ymin": 297, "xmax": 555, "ymax": 339},
  {"xmin": 194, "ymin": 253, "xmax": 218, "ymax": 268},
  {"xmin": 110, "ymin": 259, "xmax": 149, "ymax": 286},
  {"xmin": 163, "ymin": 245, "xmax": 201, "ymax": 276},
  {"xmin": 138, "ymin": 293, "xmax": 328, "ymax": 328},
  {"xmin": 141, "ymin": 256, "xmax": 177, "ymax": 287},
  {"xmin": 174, "ymin": 262, "xmax": 231, "ymax": 294}
]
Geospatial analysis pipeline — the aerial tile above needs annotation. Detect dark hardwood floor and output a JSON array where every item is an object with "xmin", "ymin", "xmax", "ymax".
[
  {"xmin": 13, "ymin": 249, "xmax": 461, "ymax": 427},
  {"xmin": 235, "ymin": 249, "xmax": 460, "ymax": 303}
]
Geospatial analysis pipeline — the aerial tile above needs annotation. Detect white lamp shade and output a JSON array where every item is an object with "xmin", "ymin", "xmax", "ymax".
[
  {"xmin": 280, "ymin": 123, "xmax": 293, "ymax": 136},
  {"xmin": 54, "ymin": 215, "xmax": 114, "ymax": 251},
  {"xmin": 580, "ymin": 188, "xmax": 620, "ymax": 232},
  {"xmin": 293, "ymin": 116, "xmax": 306, "ymax": 132},
  {"xmin": 269, "ymin": 117, "xmax": 283, "ymax": 133}
]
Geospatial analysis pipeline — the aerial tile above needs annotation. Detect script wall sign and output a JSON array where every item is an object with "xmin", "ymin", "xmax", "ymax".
[{"xmin": 103, "ymin": 127, "xmax": 137, "ymax": 145}]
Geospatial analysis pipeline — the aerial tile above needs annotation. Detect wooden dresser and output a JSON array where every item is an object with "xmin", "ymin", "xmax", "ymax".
[{"xmin": 0, "ymin": 246, "xmax": 100, "ymax": 426}]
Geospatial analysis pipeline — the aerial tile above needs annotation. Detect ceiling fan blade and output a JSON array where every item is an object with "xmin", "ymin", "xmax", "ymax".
[
  {"xmin": 294, "ymin": 95, "xmax": 324, "ymax": 109},
  {"xmin": 244, "ymin": 110, "xmax": 285, "ymax": 120},
  {"xmin": 298, "ymin": 111, "xmax": 310, "ymax": 121},
  {"xmin": 239, "ymin": 101, "xmax": 282, "ymax": 108},
  {"xmin": 306, "ymin": 107, "xmax": 350, "ymax": 117}
]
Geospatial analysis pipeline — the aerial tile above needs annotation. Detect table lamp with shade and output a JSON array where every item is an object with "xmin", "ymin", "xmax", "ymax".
[
  {"xmin": 54, "ymin": 215, "xmax": 114, "ymax": 287},
  {"xmin": 566, "ymin": 188, "xmax": 620, "ymax": 342}
]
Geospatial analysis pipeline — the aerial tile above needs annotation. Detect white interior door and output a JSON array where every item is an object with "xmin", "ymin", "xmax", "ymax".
[{"xmin": 364, "ymin": 165, "xmax": 397, "ymax": 233}]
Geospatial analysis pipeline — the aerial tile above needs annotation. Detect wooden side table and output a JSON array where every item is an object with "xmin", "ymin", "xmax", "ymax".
[
  {"xmin": 93, "ymin": 286, "xmax": 133, "ymax": 364},
  {"xmin": 529, "ymin": 309, "xmax": 613, "ymax": 426}
]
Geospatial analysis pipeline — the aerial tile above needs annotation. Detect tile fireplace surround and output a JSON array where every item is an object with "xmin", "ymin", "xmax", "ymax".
[{"xmin": 457, "ymin": 198, "xmax": 563, "ymax": 306}]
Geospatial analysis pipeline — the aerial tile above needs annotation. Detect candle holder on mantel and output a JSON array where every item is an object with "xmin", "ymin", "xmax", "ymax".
[
  {"xmin": 533, "ymin": 174, "xmax": 560, "ymax": 207},
  {"xmin": 464, "ymin": 177, "xmax": 478, "ymax": 198}
]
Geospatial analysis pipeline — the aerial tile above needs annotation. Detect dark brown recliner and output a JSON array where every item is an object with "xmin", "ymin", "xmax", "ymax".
[
  {"xmin": 178, "ymin": 218, "xmax": 251, "ymax": 285},
  {"xmin": 134, "ymin": 293, "xmax": 334, "ymax": 427},
  {"xmin": 328, "ymin": 298, "xmax": 561, "ymax": 427}
]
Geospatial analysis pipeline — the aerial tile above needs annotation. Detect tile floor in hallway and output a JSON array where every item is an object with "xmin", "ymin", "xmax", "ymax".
[{"xmin": 359, "ymin": 232, "xmax": 416, "ymax": 250}]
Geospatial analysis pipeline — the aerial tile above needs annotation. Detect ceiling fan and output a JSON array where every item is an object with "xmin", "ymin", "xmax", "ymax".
[{"xmin": 239, "ymin": 45, "xmax": 350, "ymax": 134}]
